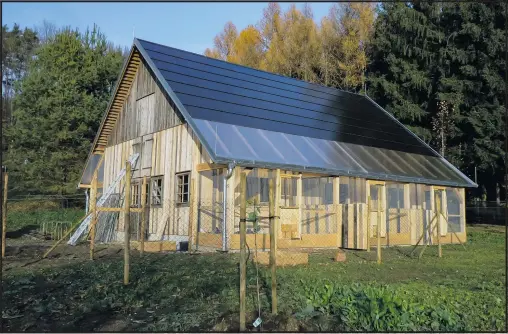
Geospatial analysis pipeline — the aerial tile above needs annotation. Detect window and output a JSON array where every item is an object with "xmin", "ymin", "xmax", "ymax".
[
  {"xmin": 281, "ymin": 177, "xmax": 297, "ymax": 207},
  {"xmin": 446, "ymin": 189, "xmax": 462, "ymax": 232},
  {"xmin": 151, "ymin": 176, "xmax": 163, "ymax": 207},
  {"xmin": 131, "ymin": 180, "xmax": 141, "ymax": 207},
  {"xmin": 176, "ymin": 172, "xmax": 190, "ymax": 204}
]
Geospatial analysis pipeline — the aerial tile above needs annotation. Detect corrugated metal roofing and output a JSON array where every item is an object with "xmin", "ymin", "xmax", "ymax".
[{"xmin": 81, "ymin": 38, "xmax": 476, "ymax": 188}]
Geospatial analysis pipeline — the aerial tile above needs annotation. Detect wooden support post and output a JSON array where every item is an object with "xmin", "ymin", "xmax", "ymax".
[
  {"xmin": 239, "ymin": 172, "xmax": 247, "ymax": 331},
  {"xmin": 419, "ymin": 221, "xmax": 438, "ymax": 259},
  {"xmin": 140, "ymin": 176, "xmax": 147, "ymax": 255},
  {"xmin": 89, "ymin": 173, "xmax": 98, "ymax": 260},
  {"xmin": 269, "ymin": 178, "xmax": 277, "ymax": 315},
  {"xmin": 377, "ymin": 192, "xmax": 381, "ymax": 264},
  {"xmin": 124, "ymin": 161, "xmax": 132, "ymax": 285},
  {"xmin": 333, "ymin": 177, "xmax": 341, "ymax": 247},
  {"xmin": 436, "ymin": 193, "xmax": 442, "ymax": 258},
  {"xmin": 188, "ymin": 179, "xmax": 195, "ymax": 252},
  {"xmin": 2, "ymin": 172, "xmax": 8, "ymax": 258},
  {"xmin": 367, "ymin": 196, "xmax": 371, "ymax": 252},
  {"xmin": 297, "ymin": 174, "xmax": 302, "ymax": 239},
  {"xmin": 275, "ymin": 169, "xmax": 281, "ymax": 243}
]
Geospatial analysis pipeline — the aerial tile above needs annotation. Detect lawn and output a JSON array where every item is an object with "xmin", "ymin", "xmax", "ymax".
[{"xmin": 1, "ymin": 224, "xmax": 506, "ymax": 332}]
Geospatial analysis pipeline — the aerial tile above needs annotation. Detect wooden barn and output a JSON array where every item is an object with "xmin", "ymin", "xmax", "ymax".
[{"xmin": 78, "ymin": 38, "xmax": 476, "ymax": 252}]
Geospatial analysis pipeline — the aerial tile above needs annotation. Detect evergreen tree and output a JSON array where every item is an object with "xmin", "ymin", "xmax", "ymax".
[{"xmin": 5, "ymin": 25, "xmax": 124, "ymax": 196}]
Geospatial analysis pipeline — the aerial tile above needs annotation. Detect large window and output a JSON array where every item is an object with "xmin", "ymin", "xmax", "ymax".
[
  {"xmin": 151, "ymin": 176, "xmax": 163, "ymax": 207},
  {"xmin": 176, "ymin": 172, "xmax": 190, "ymax": 205}
]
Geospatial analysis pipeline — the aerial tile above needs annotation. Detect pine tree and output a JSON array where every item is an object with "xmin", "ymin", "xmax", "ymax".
[{"xmin": 5, "ymin": 25, "xmax": 124, "ymax": 196}]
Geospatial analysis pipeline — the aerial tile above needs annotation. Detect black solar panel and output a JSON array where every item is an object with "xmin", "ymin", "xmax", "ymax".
[
  {"xmin": 133, "ymin": 38, "xmax": 476, "ymax": 188},
  {"xmin": 138, "ymin": 39, "xmax": 434, "ymax": 156}
]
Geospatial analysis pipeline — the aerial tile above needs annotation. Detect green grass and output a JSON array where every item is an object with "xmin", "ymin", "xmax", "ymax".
[
  {"xmin": 2, "ymin": 225, "xmax": 506, "ymax": 332},
  {"xmin": 7, "ymin": 207, "xmax": 84, "ymax": 232}
]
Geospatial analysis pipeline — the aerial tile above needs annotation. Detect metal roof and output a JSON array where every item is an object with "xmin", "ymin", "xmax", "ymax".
[{"xmin": 79, "ymin": 38, "xmax": 477, "ymax": 188}]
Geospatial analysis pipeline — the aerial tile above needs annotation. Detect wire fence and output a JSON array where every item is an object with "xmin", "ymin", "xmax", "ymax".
[{"xmin": 466, "ymin": 201, "xmax": 506, "ymax": 225}]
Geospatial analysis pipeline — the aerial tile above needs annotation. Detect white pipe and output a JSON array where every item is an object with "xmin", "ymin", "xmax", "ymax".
[
  {"xmin": 85, "ymin": 189, "xmax": 89, "ymax": 213},
  {"xmin": 222, "ymin": 162, "xmax": 235, "ymax": 252}
]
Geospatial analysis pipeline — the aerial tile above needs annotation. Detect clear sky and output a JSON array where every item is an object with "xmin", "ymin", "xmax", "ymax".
[{"xmin": 2, "ymin": 2, "xmax": 332, "ymax": 54}]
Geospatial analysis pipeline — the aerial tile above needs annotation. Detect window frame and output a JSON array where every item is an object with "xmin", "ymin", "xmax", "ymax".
[
  {"xmin": 150, "ymin": 176, "xmax": 164, "ymax": 207},
  {"xmin": 176, "ymin": 172, "xmax": 191, "ymax": 206},
  {"xmin": 131, "ymin": 179, "xmax": 141, "ymax": 208}
]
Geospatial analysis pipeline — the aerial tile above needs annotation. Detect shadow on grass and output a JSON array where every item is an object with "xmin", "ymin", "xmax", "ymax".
[{"xmin": 6, "ymin": 224, "xmax": 39, "ymax": 238}]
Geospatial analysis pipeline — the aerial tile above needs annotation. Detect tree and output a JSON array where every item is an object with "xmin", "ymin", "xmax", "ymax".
[
  {"xmin": 2, "ymin": 24, "xmax": 39, "ymax": 123},
  {"xmin": 5, "ymin": 25, "xmax": 124, "ymax": 196},
  {"xmin": 230, "ymin": 25, "xmax": 264, "ymax": 68},
  {"xmin": 204, "ymin": 21, "xmax": 238, "ymax": 61},
  {"xmin": 264, "ymin": 4, "xmax": 321, "ymax": 82},
  {"xmin": 368, "ymin": 1, "xmax": 506, "ymax": 200}
]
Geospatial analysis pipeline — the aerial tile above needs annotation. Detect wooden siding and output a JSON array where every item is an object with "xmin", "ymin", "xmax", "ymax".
[
  {"xmin": 107, "ymin": 59, "xmax": 182, "ymax": 147},
  {"xmin": 104, "ymin": 123, "xmax": 201, "ymax": 239}
]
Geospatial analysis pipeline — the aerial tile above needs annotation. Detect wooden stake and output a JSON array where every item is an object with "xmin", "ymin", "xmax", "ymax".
[
  {"xmin": 239, "ymin": 172, "xmax": 247, "ymax": 331},
  {"xmin": 436, "ymin": 193, "xmax": 442, "ymax": 258},
  {"xmin": 89, "ymin": 173, "xmax": 98, "ymax": 260},
  {"xmin": 43, "ymin": 213, "xmax": 88, "ymax": 258},
  {"xmin": 188, "ymin": 179, "xmax": 195, "ymax": 252},
  {"xmin": 367, "ymin": 196, "xmax": 371, "ymax": 252},
  {"xmin": 2, "ymin": 172, "xmax": 8, "ymax": 258},
  {"xmin": 269, "ymin": 178, "xmax": 277, "ymax": 315},
  {"xmin": 140, "ymin": 176, "xmax": 147, "ymax": 255},
  {"xmin": 410, "ymin": 214, "xmax": 437, "ymax": 256},
  {"xmin": 124, "ymin": 161, "xmax": 132, "ymax": 285},
  {"xmin": 377, "ymin": 192, "xmax": 381, "ymax": 264}
]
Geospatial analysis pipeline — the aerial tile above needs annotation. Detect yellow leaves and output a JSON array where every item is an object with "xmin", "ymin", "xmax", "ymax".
[{"xmin": 204, "ymin": 3, "xmax": 376, "ymax": 92}]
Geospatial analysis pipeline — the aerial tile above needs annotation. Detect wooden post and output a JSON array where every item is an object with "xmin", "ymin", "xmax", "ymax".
[
  {"xmin": 367, "ymin": 196, "xmax": 371, "ymax": 252},
  {"xmin": 124, "ymin": 161, "xmax": 132, "ymax": 285},
  {"xmin": 377, "ymin": 191, "xmax": 381, "ymax": 264},
  {"xmin": 269, "ymin": 178, "xmax": 277, "ymax": 315},
  {"xmin": 333, "ymin": 177, "xmax": 341, "ymax": 247},
  {"xmin": 239, "ymin": 172, "xmax": 247, "ymax": 331},
  {"xmin": 436, "ymin": 193, "xmax": 442, "ymax": 258},
  {"xmin": 2, "ymin": 172, "xmax": 8, "ymax": 258},
  {"xmin": 140, "ymin": 176, "xmax": 147, "ymax": 255},
  {"xmin": 89, "ymin": 173, "xmax": 98, "ymax": 260},
  {"xmin": 275, "ymin": 169, "xmax": 281, "ymax": 245},
  {"xmin": 188, "ymin": 179, "xmax": 195, "ymax": 252},
  {"xmin": 297, "ymin": 174, "xmax": 302, "ymax": 239}
]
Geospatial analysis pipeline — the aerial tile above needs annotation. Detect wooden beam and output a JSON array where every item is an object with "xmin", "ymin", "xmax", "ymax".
[
  {"xmin": 2, "ymin": 172, "xmax": 8, "ymax": 258},
  {"xmin": 239, "ymin": 172, "xmax": 247, "ymax": 331},
  {"xmin": 124, "ymin": 161, "xmax": 132, "ymax": 285},
  {"xmin": 89, "ymin": 172, "xmax": 98, "ymax": 260},
  {"xmin": 196, "ymin": 162, "xmax": 227, "ymax": 172},
  {"xmin": 140, "ymin": 176, "xmax": 147, "ymax": 255},
  {"xmin": 269, "ymin": 178, "xmax": 277, "ymax": 315}
]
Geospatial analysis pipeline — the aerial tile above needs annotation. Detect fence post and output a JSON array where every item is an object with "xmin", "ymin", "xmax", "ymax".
[
  {"xmin": 89, "ymin": 172, "xmax": 98, "ymax": 260},
  {"xmin": 269, "ymin": 178, "xmax": 277, "ymax": 315},
  {"xmin": 140, "ymin": 176, "xmax": 147, "ymax": 255},
  {"xmin": 124, "ymin": 161, "xmax": 132, "ymax": 285},
  {"xmin": 367, "ymin": 196, "xmax": 371, "ymax": 252},
  {"xmin": 188, "ymin": 179, "xmax": 195, "ymax": 252},
  {"xmin": 2, "ymin": 172, "xmax": 8, "ymax": 258},
  {"xmin": 377, "ymin": 194, "xmax": 381, "ymax": 264},
  {"xmin": 436, "ymin": 193, "xmax": 442, "ymax": 258},
  {"xmin": 239, "ymin": 172, "xmax": 247, "ymax": 331}
]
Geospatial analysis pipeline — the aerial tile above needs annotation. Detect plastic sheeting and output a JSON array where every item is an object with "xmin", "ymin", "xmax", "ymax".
[{"xmin": 194, "ymin": 119, "xmax": 474, "ymax": 188}]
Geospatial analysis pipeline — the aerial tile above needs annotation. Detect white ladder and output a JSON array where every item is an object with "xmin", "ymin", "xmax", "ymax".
[{"xmin": 68, "ymin": 153, "xmax": 139, "ymax": 246}]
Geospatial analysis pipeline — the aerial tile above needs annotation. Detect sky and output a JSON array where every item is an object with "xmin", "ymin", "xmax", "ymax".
[{"xmin": 2, "ymin": 2, "xmax": 332, "ymax": 54}]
